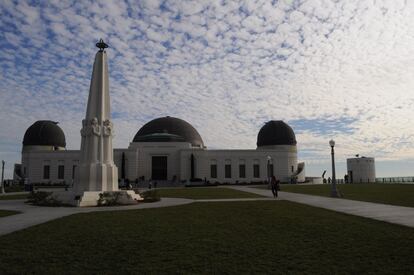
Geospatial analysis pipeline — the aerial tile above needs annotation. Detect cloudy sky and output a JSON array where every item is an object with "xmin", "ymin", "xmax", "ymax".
[{"xmin": 1, "ymin": 0, "xmax": 414, "ymax": 179}]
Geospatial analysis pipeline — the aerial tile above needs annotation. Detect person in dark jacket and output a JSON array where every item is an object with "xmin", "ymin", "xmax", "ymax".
[{"xmin": 270, "ymin": 176, "xmax": 279, "ymax": 198}]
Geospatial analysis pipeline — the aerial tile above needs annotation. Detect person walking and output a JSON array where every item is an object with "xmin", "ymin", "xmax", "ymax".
[{"xmin": 270, "ymin": 175, "xmax": 279, "ymax": 198}]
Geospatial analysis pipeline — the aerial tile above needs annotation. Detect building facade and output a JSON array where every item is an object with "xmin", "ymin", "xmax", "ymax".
[
  {"xmin": 19, "ymin": 118, "xmax": 305, "ymax": 185},
  {"xmin": 347, "ymin": 157, "xmax": 376, "ymax": 183}
]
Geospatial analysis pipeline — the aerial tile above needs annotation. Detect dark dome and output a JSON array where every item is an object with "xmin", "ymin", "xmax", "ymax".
[
  {"xmin": 23, "ymin": 120, "xmax": 66, "ymax": 147},
  {"xmin": 133, "ymin": 116, "xmax": 204, "ymax": 147},
  {"xmin": 257, "ymin": 120, "xmax": 296, "ymax": 147}
]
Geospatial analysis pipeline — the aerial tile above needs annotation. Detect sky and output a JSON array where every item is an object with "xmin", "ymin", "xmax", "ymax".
[{"xmin": 1, "ymin": 0, "xmax": 414, "ymax": 179}]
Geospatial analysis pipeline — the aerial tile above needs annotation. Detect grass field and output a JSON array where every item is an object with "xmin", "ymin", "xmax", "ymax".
[
  {"xmin": 155, "ymin": 187, "xmax": 264, "ymax": 199},
  {"xmin": 272, "ymin": 184, "xmax": 414, "ymax": 207},
  {"xmin": 0, "ymin": 210, "xmax": 20, "ymax": 218},
  {"xmin": 0, "ymin": 201, "xmax": 413, "ymax": 274},
  {"xmin": 0, "ymin": 194, "xmax": 28, "ymax": 200}
]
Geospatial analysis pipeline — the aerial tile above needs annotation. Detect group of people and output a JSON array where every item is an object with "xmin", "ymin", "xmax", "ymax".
[
  {"xmin": 148, "ymin": 181, "xmax": 157, "ymax": 189},
  {"xmin": 270, "ymin": 175, "xmax": 280, "ymax": 198}
]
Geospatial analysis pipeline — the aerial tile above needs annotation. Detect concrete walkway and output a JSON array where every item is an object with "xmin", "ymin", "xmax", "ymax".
[
  {"xmin": 226, "ymin": 185, "xmax": 414, "ymax": 228},
  {"xmin": 0, "ymin": 198, "xmax": 194, "ymax": 236},
  {"xmin": 0, "ymin": 191, "xmax": 30, "ymax": 196}
]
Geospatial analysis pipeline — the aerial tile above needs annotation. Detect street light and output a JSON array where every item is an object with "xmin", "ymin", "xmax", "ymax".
[
  {"xmin": 267, "ymin": 156, "xmax": 272, "ymax": 183},
  {"xmin": 1, "ymin": 160, "xmax": 5, "ymax": 194},
  {"xmin": 329, "ymin": 140, "xmax": 338, "ymax": 197}
]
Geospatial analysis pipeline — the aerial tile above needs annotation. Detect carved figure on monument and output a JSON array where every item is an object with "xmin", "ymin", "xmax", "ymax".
[
  {"xmin": 103, "ymin": 119, "xmax": 113, "ymax": 136},
  {"xmin": 91, "ymin": 117, "xmax": 101, "ymax": 136}
]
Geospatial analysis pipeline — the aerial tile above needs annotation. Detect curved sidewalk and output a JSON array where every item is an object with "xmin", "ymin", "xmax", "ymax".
[
  {"xmin": 226, "ymin": 185, "xmax": 414, "ymax": 228},
  {"xmin": 0, "ymin": 198, "xmax": 194, "ymax": 236}
]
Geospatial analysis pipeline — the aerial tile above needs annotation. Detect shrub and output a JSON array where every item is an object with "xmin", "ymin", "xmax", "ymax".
[
  {"xmin": 5, "ymin": 185, "xmax": 24, "ymax": 193},
  {"xmin": 97, "ymin": 192, "xmax": 123, "ymax": 206},
  {"xmin": 33, "ymin": 182, "xmax": 67, "ymax": 187},
  {"xmin": 97, "ymin": 192, "xmax": 142, "ymax": 206},
  {"xmin": 26, "ymin": 191, "xmax": 71, "ymax": 207},
  {"xmin": 140, "ymin": 190, "xmax": 160, "ymax": 202}
]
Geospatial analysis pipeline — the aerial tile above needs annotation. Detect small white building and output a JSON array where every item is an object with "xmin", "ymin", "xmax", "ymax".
[
  {"xmin": 19, "ymin": 118, "xmax": 306, "ymax": 186},
  {"xmin": 347, "ymin": 157, "xmax": 376, "ymax": 183}
]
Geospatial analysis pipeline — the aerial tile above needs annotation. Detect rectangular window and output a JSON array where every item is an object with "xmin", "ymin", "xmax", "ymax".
[
  {"xmin": 253, "ymin": 164, "xmax": 260, "ymax": 178},
  {"xmin": 269, "ymin": 164, "xmax": 274, "ymax": 177},
  {"xmin": 225, "ymin": 164, "xmax": 231, "ymax": 178},
  {"xmin": 210, "ymin": 164, "xmax": 217, "ymax": 178},
  {"xmin": 58, "ymin": 165, "xmax": 65, "ymax": 179},
  {"xmin": 291, "ymin": 166, "xmax": 294, "ymax": 173},
  {"xmin": 239, "ymin": 164, "xmax": 246, "ymax": 178},
  {"xmin": 43, "ymin": 165, "xmax": 50, "ymax": 180},
  {"xmin": 72, "ymin": 165, "xmax": 77, "ymax": 179}
]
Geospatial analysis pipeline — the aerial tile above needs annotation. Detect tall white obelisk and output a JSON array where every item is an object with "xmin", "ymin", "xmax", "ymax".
[{"xmin": 76, "ymin": 39, "xmax": 118, "ymax": 194}]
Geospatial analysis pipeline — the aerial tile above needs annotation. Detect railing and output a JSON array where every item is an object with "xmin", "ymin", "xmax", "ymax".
[
  {"xmin": 322, "ymin": 179, "xmax": 346, "ymax": 184},
  {"xmin": 375, "ymin": 177, "xmax": 414, "ymax": 184},
  {"xmin": 324, "ymin": 178, "xmax": 414, "ymax": 184}
]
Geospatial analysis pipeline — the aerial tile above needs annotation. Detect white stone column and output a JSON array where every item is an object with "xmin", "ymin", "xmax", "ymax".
[{"xmin": 75, "ymin": 48, "xmax": 118, "ymax": 194}]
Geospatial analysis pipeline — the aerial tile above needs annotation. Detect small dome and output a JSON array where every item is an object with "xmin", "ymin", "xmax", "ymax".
[
  {"xmin": 257, "ymin": 120, "xmax": 296, "ymax": 147},
  {"xmin": 133, "ymin": 116, "xmax": 204, "ymax": 147},
  {"xmin": 23, "ymin": 121, "xmax": 66, "ymax": 147}
]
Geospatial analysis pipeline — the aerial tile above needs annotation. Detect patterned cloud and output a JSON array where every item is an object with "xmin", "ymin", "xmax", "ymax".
[{"xmin": 1, "ymin": 0, "xmax": 414, "ymax": 178}]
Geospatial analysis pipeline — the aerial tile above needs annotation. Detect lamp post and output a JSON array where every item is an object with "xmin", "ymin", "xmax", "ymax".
[
  {"xmin": 267, "ymin": 156, "xmax": 271, "ymax": 183},
  {"xmin": 1, "ymin": 160, "xmax": 5, "ymax": 194},
  {"xmin": 329, "ymin": 140, "xmax": 338, "ymax": 197}
]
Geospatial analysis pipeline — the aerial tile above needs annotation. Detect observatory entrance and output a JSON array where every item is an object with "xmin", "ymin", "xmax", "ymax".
[{"xmin": 152, "ymin": 156, "xmax": 168, "ymax": 180}]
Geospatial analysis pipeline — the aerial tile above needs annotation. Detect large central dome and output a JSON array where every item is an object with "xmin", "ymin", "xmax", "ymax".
[{"xmin": 133, "ymin": 116, "xmax": 204, "ymax": 147}]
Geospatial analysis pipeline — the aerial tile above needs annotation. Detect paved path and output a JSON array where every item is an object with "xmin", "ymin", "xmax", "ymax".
[
  {"xmin": 226, "ymin": 185, "xmax": 414, "ymax": 228},
  {"xmin": 0, "ymin": 191, "xmax": 30, "ymax": 196},
  {"xmin": 0, "ymin": 198, "xmax": 194, "ymax": 236}
]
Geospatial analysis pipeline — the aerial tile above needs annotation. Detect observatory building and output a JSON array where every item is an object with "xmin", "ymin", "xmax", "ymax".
[{"xmin": 20, "ymin": 118, "xmax": 305, "ymax": 186}]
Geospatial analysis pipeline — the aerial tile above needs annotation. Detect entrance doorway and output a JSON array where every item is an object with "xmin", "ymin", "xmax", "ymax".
[{"xmin": 152, "ymin": 156, "xmax": 167, "ymax": 180}]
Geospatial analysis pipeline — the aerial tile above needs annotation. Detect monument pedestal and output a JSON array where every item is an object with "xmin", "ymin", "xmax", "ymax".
[
  {"xmin": 77, "ymin": 190, "xmax": 143, "ymax": 207},
  {"xmin": 78, "ymin": 163, "xmax": 118, "ymax": 193}
]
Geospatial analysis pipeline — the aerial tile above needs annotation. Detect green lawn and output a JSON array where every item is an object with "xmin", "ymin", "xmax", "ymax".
[
  {"xmin": 156, "ymin": 187, "xmax": 264, "ymax": 199},
  {"xmin": 275, "ymin": 184, "xmax": 414, "ymax": 207},
  {"xmin": 0, "ymin": 210, "xmax": 20, "ymax": 218},
  {"xmin": 0, "ymin": 194, "xmax": 28, "ymax": 200},
  {"xmin": 0, "ymin": 201, "xmax": 413, "ymax": 274}
]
